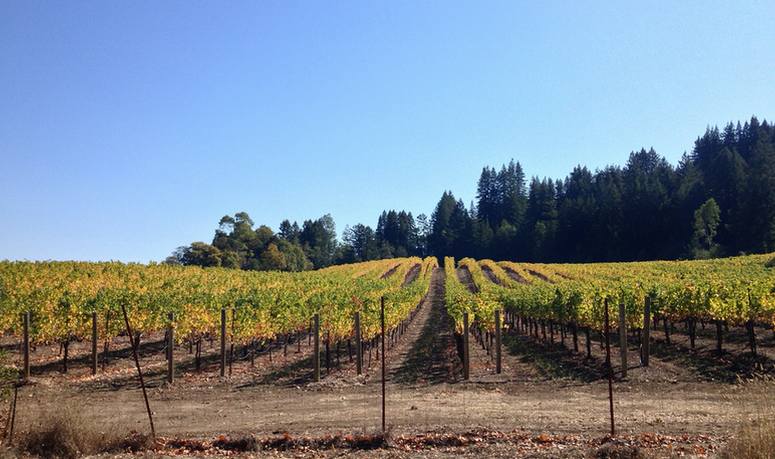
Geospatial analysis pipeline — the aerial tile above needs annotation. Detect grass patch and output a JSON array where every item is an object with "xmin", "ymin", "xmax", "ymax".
[
  {"xmin": 17, "ymin": 406, "xmax": 152, "ymax": 458},
  {"xmin": 720, "ymin": 376, "xmax": 775, "ymax": 459},
  {"xmin": 720, "ymin": 419, "xmax": 775, "ymax": 459}
]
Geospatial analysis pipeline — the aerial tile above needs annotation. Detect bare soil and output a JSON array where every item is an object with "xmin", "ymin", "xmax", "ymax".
[
  {"xmin": 502, "ymin": 265, "xmax": 531, "ymax": 284},
  {"xmin": 402, "ymin": 264, "xmax": 422, "ymax": 287},
  {"xmin": 455, "ymin": 267, "xmax": 479, "ymax": 293},
  {"xmin": 381, "ymin": 264, "xmax": 402, "ymax": 279},
  {"xmin": 480, "ymin": 264, "xmax": 504, "ymax": 286},
  {"xmin": 526, "ymin": 269, "xmax": 554, "ymax": 283},
  {"xmin": 2, "ymin": 268, "xmax": 774, "ymax": 457}
]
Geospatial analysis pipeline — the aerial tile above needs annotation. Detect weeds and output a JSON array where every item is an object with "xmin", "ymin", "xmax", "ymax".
[
  {"xmin": 720, "ymin": 376, "xmax": 775, "ymax": 459},
  {"xmin": 720, "ymin": 419, "xmax": 775, "ymax": 459},
  {"xmin": 16, "ymin": 405, "xmax": 151, "ymax": 459}
]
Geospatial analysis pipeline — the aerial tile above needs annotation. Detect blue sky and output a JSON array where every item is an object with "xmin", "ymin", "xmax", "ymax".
[{"xmin": 1, "ymin": 1, "xmax": 774, "ymax": 262}]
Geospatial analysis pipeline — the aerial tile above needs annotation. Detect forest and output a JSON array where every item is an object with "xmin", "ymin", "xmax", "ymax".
[{"xmin": 167, "ymin": 116, "xmax": 775, "ymax": 270}]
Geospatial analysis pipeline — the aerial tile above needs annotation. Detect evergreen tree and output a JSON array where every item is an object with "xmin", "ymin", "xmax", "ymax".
[{"xmin": 690, "ymin": 198, "xmax": 721, "ymax": 259}]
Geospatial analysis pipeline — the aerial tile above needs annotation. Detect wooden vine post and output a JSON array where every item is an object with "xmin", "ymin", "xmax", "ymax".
[
  {"xmin": 91, "ymin": 311, "xmax": 98, "ymax": 375},
  {"xmin": 585, "ymin": 327, "xmax": 592, "ymax": 359},
  {"xmin": 167, "ymin": 312, "xmax": 174, "ymax": 384},
  {"xmin": 22, "ymin": 312, "xmax": 30, "ymax": 380},
  {"xmin": 495, "ymin": 309, "xmax": 502, "ymax": 374},
  {"xmin": 220, "ymin": 308, "xmax": 227, "ymax": 378},
  {"xmin": 463, "ymin": 312, "xmax": 470, "ymax": 380},
  {"xmin": 380, "ymin": 296, "xmax": 386, "ymax": 433},
  {"xmin": 604, "ymin": 298, "xmax": 615, "ymax": 436},
  {"xmin": 354, "ymin": 312, "xmax": 363, "ymax": 375},
  {"xmin": 618, "ymin": 302, "xmax": 628, "ymax": 378},
  {"xmin": 120, "ymin": 304, "xmax": 156, "ymax": 440},
  {"xmin": 313, "ymin": 313, "xmax": 320, "ymax": 382},
  {"xmin": 642, "ymin": 297, "xmax": 651, "ymax": 367}
]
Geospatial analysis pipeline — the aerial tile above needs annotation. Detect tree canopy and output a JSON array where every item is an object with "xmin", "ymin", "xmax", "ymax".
[{"xmin": 169, "ymin": 116, "xmax": 775, "ymax": 269}]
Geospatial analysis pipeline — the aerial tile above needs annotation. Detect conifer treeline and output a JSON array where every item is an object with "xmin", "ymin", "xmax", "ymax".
[
  {"xmin": 169, "ymin": 116, "xmax": 775, "ymax": 269},
  {"xmin": 429, "ymin": 116, "xmax": 775, "ymax": 262}
]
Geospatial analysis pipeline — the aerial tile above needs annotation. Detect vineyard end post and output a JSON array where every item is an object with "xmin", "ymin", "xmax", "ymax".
[
  {"xmin": 380, "ymin": 296, "xmax": 386, "ymax": 434},
  {"xmin": 463, "ymin": 312, "xmax": 470, "ymax": 380},
  {"xmin": 220, "ymin": 308, "xmax": 227, "ymax": 378},
  {"xmin": 495, "ymin": 309, "xmax": 502, "ymax": 374},
  {"xmin": 642, "ymin": 297, "xmax": 651, "ymax": 367},
  {"xmin": 313, "ymin": 313, "xmax": 320, "ymax": 382},
  {"xmin": 618, "ymin": 302, "xmax": 628, "ymax": 379},
  {"xmin": 22, "ymin": 312, "xmax": 30, "ymax": 380},
  {"xmin": 91, "ymin": 311, "xmax": 98, "ymax": 375},
  {"xmin": 167, "ymin": 312, "xmax": 174, "ymax": 384},
  {"xmin": 604, "ymin": 299, "xmax": 615, "ymax": 437},
  {"xmin": 354, "ymin": 312, "xmax": 362, "ymax": 376}
]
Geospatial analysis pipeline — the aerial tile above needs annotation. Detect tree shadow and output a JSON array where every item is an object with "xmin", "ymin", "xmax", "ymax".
[
  {"xmin": 30, "ymin": 337, "xmax": 168, "ymax": 376},
  {"xmin": 391, "ymin": 275, "xmax": 462, "ymax": 385}
]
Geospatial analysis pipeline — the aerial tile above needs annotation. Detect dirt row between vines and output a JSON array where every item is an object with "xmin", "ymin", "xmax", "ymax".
[{"xmin": 3, "ymin": 267, "xmax": 774, "ymax": 457}]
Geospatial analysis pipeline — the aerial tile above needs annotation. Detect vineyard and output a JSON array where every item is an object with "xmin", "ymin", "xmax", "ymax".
[
  {"xmin": 2, "ymin": 254, "xmax": 775, "ymax": 456},
  {"xmin": 442, "ymin": 254, "xmax": 775, "ymax": 360},
  {"xmin": 0, "ymin": 257, "xmax": 437, "ymax": 379}
]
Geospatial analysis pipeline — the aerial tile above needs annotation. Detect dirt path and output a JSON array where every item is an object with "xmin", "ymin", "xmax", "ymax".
[
  {"xmin": 456, "ymin": 266, "xmax": 479, "ymax": 293},
  {"xmin": 501, "ymin": 265, "xmax": 530, "ymax": 284},
  {"xmin": 526, "ymin": 268, "xmax": 554, "ymax": 283},
  {"xmin": 388, "ymin": 268, "xmax": 461, "ymax": 385},
  {"xmin": 380, "ymin": 264, "xmax": 401, "ymax": 279},
  {"xmin": 480, "ymin": 264, "xmax": 504, "ymax": 286},
  {"xmin": 401, "ymin": 263, "xmax": 421, "ymax": 287}
]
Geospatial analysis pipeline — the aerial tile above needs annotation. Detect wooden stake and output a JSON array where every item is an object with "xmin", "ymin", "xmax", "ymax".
[
  {"xmin": 355, "ymin": 312, "xmax": 362, "ymax": 375},
  {"xmin": 167, "ymin": 312, "xmax": 174, "ymax": 384},
  {"xmin": 618, "ymin": 302, "xmax": 628, "ymax": 378},
  {"xmin": 220, "ymin": 308, "xmax": 227, "ymax": 377},
  {"xmin": 313, "ymin": 314, "xmax": 320, "ymax": 382},
  {"xmin": 381, "ymin": 296, "xmax": 386, "ymax": 433},
  {"xmin": 746, "ymin": 320, "xmax": 757, "ymax": 355},
  {"xmin": 230, "ymin": 309, "xmax": 236, "ymax": 375},
  {"xmin": 325, "ymin": 331, "xmax": 330, "ymax": 374},
  {"xmin": 103, "ymin": 311, "xmax": 111, "ymax": 371},
  {"xmin": 642, "ymin": 297, "xmax": 651, "ymax": 367},
  {"xmin": 495, "ymin": 309, "xmax": 502, "ymax": 374},
  {"xmin": 62, "ymin": 340, "xmax": 69, "ymax": 373},
  {"xmin": 22, "ymin": 312, "xmax": 30, "ymax": 380},
  {"xmin": 585, "ymin": 327, "xmax": 592, "ymax": 359},
  {"xmin": 120, "ymin": 304, "xmax": 155, "ymax": 440},
  {"xmin": 463, "ymin": 312, "xmax": 470, "ymax": 380},
  {"xmin": 604, "ymin": 299, "xmax": 615, "ymax": 436},
  {"xmin": 91, "ymin": 311, "xmax": 98, "ymax": 375}
]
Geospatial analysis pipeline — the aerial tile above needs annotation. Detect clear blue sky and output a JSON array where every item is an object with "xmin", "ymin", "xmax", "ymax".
[{"xmin": 2, "ymin": 1, "xmax": 774, "ymax": 263}]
